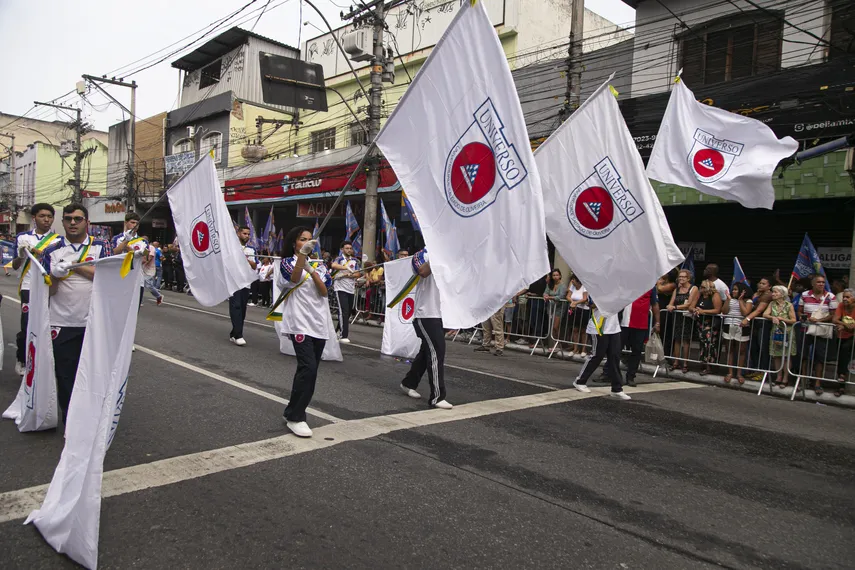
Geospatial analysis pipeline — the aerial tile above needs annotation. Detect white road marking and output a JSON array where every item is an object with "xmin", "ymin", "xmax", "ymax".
[
  {"xmin": 159, "ymin": 301, "xmax": 275, "ymax": 327},
  {"xmin": 132, "ymin": 346, "xmax": 342, "ymax": 424},
  {"xmin": 0, "ymin": 382, "xmax": 705, "ymax": 523}
]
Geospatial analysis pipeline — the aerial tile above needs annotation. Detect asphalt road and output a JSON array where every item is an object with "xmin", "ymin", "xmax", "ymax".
[{"xmin": 0, "ymin": 277, "xmax": 853, "ymax": 569}]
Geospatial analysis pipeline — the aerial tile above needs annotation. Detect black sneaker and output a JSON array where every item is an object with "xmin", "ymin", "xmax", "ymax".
[
  {"xmin": 626, "ymin": 377, "xmax": 637, "ymax": 387},
  {"xmin": 494, "ymin": 349, "xmax": 504, "ymax": 356},
  {"xmin": 474, "ymin": 346, "xmax": 491, "ymax": 353}
]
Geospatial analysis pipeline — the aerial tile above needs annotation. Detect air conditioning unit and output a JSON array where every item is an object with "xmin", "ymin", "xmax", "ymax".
[{"xmin": 342, "ymin": 29, "xmax": 372, "ymax": 62}]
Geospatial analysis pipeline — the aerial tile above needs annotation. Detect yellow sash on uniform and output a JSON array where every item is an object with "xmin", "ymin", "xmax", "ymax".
[
  {"xmin": 120, "ymin": 237, "xmax": 147, "ymax": 278},
  {"xmin": 266, "ymin": 260, "xmax": 321, "ymax": 322},
  {"xmin": 18, "ymin": 232, "xmax": 61, "ymax": 292}
]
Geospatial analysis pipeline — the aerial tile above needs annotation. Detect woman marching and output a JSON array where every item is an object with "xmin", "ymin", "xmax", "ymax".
[{"xmin": 276, "ymin": 226, "xmax": 332, "ymax": 438}]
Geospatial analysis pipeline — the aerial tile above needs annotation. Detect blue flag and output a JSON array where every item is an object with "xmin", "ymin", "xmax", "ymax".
[
  {"xmin": 379, "ymin": 199, "xmax": 392, "ymax": 235},
  {"xmin": 345, "ymin": 200, "xmax": 360, "ymax": 239},
  {"xmin": 312, "ymin": 218, "xmax": 322, "ymax": 258},
  {"xmin": 792, "ymin": 233, "xmax": 830, "ymax": 290},
  {"xmin": 401, "ymin": 191, "xmax": 421, "ymax": 232},
  {"xmin": 732, "ymin": 257, "xmax": 750, "ymax": 288},
  {"xmin": 243, "ymin": 207, "xmax": 259, "ymax": 249},
  {"xmin": 261, "ymin": 206, "xmax": 275, "ymax": 253},
  {"xmin": 352, "ymin": 230, "xmax": 363, "ymax": 258},
  {"xmin": 681, "ymin": 245, "xmax": 695, "ymax": 282},
  {"xmin": 384, "ymin": 220, "xmax": 400, "ymax": 257},
  {"xmin": 276, "ymin": 228, "xmax": 284, "ymax": 255}
]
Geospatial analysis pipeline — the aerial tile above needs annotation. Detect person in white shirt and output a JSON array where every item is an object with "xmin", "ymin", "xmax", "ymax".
[
  {"xmin": 703, "ymin": 263, "xmax": 730, "ymax": 303},
  {"xmin": 572, "ymin": 298, "xmax": 631, "ymax": 400},
  {"xmin": 12, "ymin": 203, "xmax": 60, "ymax": 375},
  {"xmin": 331, "ymin": 240, "xmax": 362, "ymax": 343},
  {"xmin": 139, "ymin": 237, "xmax": 163, "ymax": 306},
  {"xmin": 399, "ymin": 248, "xmax": 453, "ymax": 409},
  {"xmin": 229, "ymin": 226, "xmax": 258, "ymax": 346},
  {"xmin": 43, "ymin": 203, "xmax": 110, "ymax": 423},
  {"xmin": 112, "ymin": 211, "xmax": 151, "ymax": 307},
  {"xmin": 257, "ymin": 256, "xmax": 274, "ymax": 307},
  {"xmin": 277, "ymin": 226, "xmax": 331, "ymax": 438}
]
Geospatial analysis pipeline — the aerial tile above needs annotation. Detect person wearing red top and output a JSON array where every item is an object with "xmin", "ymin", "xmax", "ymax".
[
  {"xmin": 832, "ymin": 288, "xmax": 855, "ymax": 397},
  {"xmin": 620, "ymin": 288, "xmax": 660, "ymax": 387}
]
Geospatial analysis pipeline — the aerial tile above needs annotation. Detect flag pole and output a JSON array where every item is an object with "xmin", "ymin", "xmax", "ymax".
[
  {"xmin": 316, "ymin": 143, "xmax": 376, "ymax": 237},
  {"xmin": 25, "ymin": 249, "xmax": 48, "ymax": 275}
]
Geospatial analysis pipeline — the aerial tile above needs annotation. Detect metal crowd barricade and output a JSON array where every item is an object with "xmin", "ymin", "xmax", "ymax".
[
  {"xmin": 449, "ymin": 294, "xmax": 551, "ymax": 355},
  {"xmin": 547, "ymin": 299, "xmax": 593, "ymax": 360},
  {"xmin": 654, "ymin": 310, "xmax": 786, "ymax": 393},
  {"xmin": 350, "ymin": 285, "xmax": 386, "ymax": 325},
  {"xmin": 786, "ymin": 321, "xmax": 854, "ymax": 400}
]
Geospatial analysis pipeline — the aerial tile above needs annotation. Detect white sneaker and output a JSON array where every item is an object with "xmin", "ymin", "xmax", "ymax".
[
  {"xmin": 579, "ymin": 352, "xmax": 588, "ymax": 358},
  {"xmin": 247, "ymin": 302, "xmax": 256, "ymax": 307},
  {"xmin": 610, "ymin": 391, "xmax": 632, "ymax": 401},
  {"xmin": 400, "ymin": 383, "xmax": 421, "ymax": 399},
  {"xmin": 339, "ymin": 338, "xmax": 351, "ymax": 344},
  {"xmin": 230, "ymin": 337, "xmax": 247, "ymax": 346},
  {"xmin": 433, "ymin": 400, "xmax": 453, "ymax": 409},
  {"xmin": 15, "ymin": 361, "xmax": 25, "ymax": 376},
  {"xmin": 572, "ymin": 381, "xmax": 591, "ymax": 393},
  {"xmin": 568, "ymin": 351, "xmax": 576, "ymax": 357},
  {"xmin": 286, "ymin": 421, "xmax": 313, "ymax": 437}
]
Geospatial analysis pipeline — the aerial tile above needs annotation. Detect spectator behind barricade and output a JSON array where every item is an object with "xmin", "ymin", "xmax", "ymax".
[
  {"xmin": 746, "ymin": 277, "xmax": 773, "ymax": 378},
  {"xmin": 544, "ymin": 268, "xmax": 567, "ymax": 349},
  {"xmin": 526, "ymin": 273, "xmax": 549, "ymax": 348},
  {"xmin": 657, "ymin": 270, "xmax": 678, "ymax": 357},
  {"xmin": 772, "ymin": 268, "xmax": 788, "ymax": 287},
  {"xmin": 799, "ymin": 274, "xmax": 838, "ymax": 395},
  {"xmin": 666, "ymin": 269, "xmax": 698, "ymax": 373},
  {"xmin": 832, "ymin": 288, "xmax": 855, "ymax": 397},
  {"xmin": 565, "ymin": 275, "xmax": 590, "ymax": 357},
  {"xmin": 764, "ymin": 285, "xmax": 796, "ymax": 390},
  {"xmin": 505, "ymin": 290, "xmax": 525, "ymax": 345},
  {"xmin": 703, "ymin": 264, "xmax": 729, "ymax": 303},
  {"xmin": 691, "ymin": 280, "xmax": 723, "ymax": 376},
  {"xmin": 721, "ymin": 282, "xmax": 754, "ymax": 385},
  {"xmin": 258, "ymin": 256, "xmax": 274, "ymax": 307},
  {"xmin": 397, "ymin": 249, "xmax": 409, "ymax": 259},
  {"xmin": 791, "ymin": 278, "xmax": 809, "ymax": 312},
  {"xmin": 832, "ymin": 279, "xmax": 845, "ymax": 303}
]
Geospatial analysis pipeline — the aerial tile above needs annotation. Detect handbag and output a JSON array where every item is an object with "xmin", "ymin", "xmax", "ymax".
[{"xmin": 806, "ymin": 294, "xmax": 834, "ymax": 339}]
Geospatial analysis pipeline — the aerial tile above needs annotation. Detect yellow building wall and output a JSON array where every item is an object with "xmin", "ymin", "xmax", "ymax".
[{"xmin": 35, "ymin": 139, "xmax": 109, "ymax": 207}]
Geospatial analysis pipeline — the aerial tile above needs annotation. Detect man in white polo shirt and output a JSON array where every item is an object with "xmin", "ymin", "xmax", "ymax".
[
  {"xmin": 43, "ymin": 203, "xmax": 110, "ymax": 423},
  {"xmin": 572, "ymin": 299, "xmax": 631, "ymax": 400},
  {"xmin": 12, "ymin": 203, "xmax": 60, "ymax": 375},
  {"xmin": 331, "ymin": 240, "xmax": 362, "ymax": 344},
  {"xmin": 228, "ymin": 225, "xmax": 257, "ymax": 346}
]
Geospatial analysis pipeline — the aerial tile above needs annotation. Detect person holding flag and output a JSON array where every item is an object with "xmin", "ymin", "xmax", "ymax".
[
  {"xmin": 228, "ymin": 226, "xmax": 258, "ymax": 346},
  {"xmin": 572, "ymin": 299, "xmax": 632, "ymax": 400},
  {"xmin": 277, "ymin": 226, "xmax": 331, "ymax": 438},
  {"xmin": 331, "ymin": 240, "xmax": 362, "ymax": 344},
  {"xmin": 112, "ymin": 211, "xmax": 150, "ymax": 308},
  {"xmin": 42, "ymin": 203, "xmax": 110, "ymax": 424},
  {"xmin": 13, "ymin": 203, "xmax": 59, "ymax": 376},
  {"xmin": 399, "ymin": 248, "xmax": 454, "ymax": 409}
]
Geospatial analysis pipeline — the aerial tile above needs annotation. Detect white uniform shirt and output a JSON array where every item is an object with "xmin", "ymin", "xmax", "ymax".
[
  {"xmin": 585, "ymin": 305, "xmax": 622, "ymax": 336},
  {"xmin": 44, "ymin": 237, "xmax": 110, "ymax": 328},
  {"xmin": 412, "ymin": 249, "xmax": 442, "ymax": 319},
  {"xmin": 333, "ymin": 254, "xmax": 360, "ymax": 294},
  {"xmin": 15, "ymin": 230, "xmax": 60, "ymax": 291},
  {"xmin": 112, "ymin": 233, "xmax": 149, "ymax": 254},
  {"xmin": 277, "ymin": 255, "xmax": 333, "ymax": 339}
]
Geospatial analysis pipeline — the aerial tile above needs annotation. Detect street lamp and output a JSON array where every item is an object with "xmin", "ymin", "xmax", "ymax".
[{"xmin": 303, "ymin": 21, "xmax": 325, "ymax": 35}]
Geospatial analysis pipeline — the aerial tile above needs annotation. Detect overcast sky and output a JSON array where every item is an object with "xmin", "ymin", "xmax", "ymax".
[{"xmin": 0, "ymin": 0, "xmax": 635, "ymax": 132}]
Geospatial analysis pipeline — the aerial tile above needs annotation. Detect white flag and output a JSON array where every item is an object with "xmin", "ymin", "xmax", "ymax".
[
  {"xmin": 536, "ymin": 79, "xmax": 684, "ymax": 317},
  {"xmin": 272, "ymin": 270, "xmax": 342, "ymax": 361},
  {"xmin": 375, "ymin": 1, "xmax": 549, "ymax": 329},
  {"xmin": 647, "ymin": 80, "xmax": 798, "ymax": 209},
  {"xmin": 381, "ymin": 257, "xmax": 421, "ymax": 359},
  {"xmin": 26, "ymin": 257, "xmax": 143, "ymax": 570},
  {"xmin": 168, "ymin": 155, "xmax": 257, "ymax": 306},
  {"xmin": 17, "ymin": 272, "xmax": 58, "ymax": 432}
]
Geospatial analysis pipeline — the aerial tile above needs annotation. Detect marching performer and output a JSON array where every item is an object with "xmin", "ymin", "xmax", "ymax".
[
  {"xmin": 277, "ymin": 226, "xmax": 331, "ymax": 438},
  {"xmin": 12, "ymin": 203, "xmax": 59, "ymax": 376},
  {"xmin": 572, "ymin": 298, "xmax": 632, "ymax": 400},
  {"xmin": 331, "ymin": 240, "xmax": 362, "ymax": 344},
  {"xmin": 399, "ymin": 248, "xmax": 453, "ymax": 409},
  {"xmin": 43, "ymin": 203, "xmax": 110, "ymax": 423}
]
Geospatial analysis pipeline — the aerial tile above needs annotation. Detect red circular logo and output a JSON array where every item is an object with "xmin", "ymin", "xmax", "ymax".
[
  {"xmin": 692, "ymin": 148, "xmax": 725, "ymax": 177},
  {"xmin": 191, "ymin": 221, "xmax": 210, "ymax": 253},
  {"xmin": 22, "ymin": 304, "xmax": 29, "ymax": 314},
  {"xmin": 450, "ymin": 142, "xmax": 496, "ymax": 204},
  {"xmin": 294, "ymin": 334, "xmax": 305, "ymax": 344},
  {"xmin": 401, "ymin": 297, "xmax": 415, "ymax": 322},
  {"xmin": 25, "ymin": 342, "xmax": 35, "ymax": 387},
  {"xmin": 84, "ymin": 257, "xmax": 94, "ymax": 262},
  {"xmin": 574, "ymin": 187, "xmax": 614, "ymax": 231},
  {"xmin": 50, "ymin": 328, "xmax": 59, "ymax": 340}
]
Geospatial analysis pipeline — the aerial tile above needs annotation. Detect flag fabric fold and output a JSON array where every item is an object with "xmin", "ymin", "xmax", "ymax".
[
  {"xmin": 792, "ymin": 233, "xmax": 830, "ymax": 290},
  {"xmin": 647, "ymin": 80, "xmax": 798, "ymax": 210},
  {"xmin": 401, "ymin": 191, "xmax": 421, "ymax": 232},
  {"xmin": 243, "ymin": 206, "xmax": 260, "ymax": 250},
  {"xmin": 381, "ymin": 257, "xmax": 421, "ymax": 359},
  {"xmin": 379, "ymin": 200, "xmax": 392, "ymax": 235},
  {"xmin": 375, "ymin": 0, "xmax": 549, "ymax": 329},
  {"xmin": 168, "ymin": 156, "xmax": 257, "ymax": 306},
  {"xmin": 535, "ymin": 78, "xmax": 684, "ymax": 317},
  {"xmin": 345, "ymin": 200, "xmax": 360, "ymax": 239},
  {"xmin": 312, "ymin": 219, "xmax": 322, "ymax": 258},
  {"xmin": 384, "ymin": 220, "xmax": 400, "ymax": 258},
  {"xmin": 352, "ymin": 230, "xmax": 363, "ymax": 259},
  {"xmin": 261, "ymin": 206, "xmax": 275, "ymax": 252},
  {"xmin": 732, "ymin": 257, "xmax": 750, "ymax": 287},
  {"xmin": 26, "ymin": 256, "xmax": 143, "ymax": 570}
]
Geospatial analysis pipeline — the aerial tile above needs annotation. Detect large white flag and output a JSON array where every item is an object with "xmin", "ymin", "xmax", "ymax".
[
  {"xmin": 647, "ymin": 80, "xmax": 798, "ymax": 209},
  {"xmin": 16, "ymin": 269, "xmax": 57, "ymax": 431},
  {"xmin": 26, "ymin": 257, "xmax": 142, "ymax": 570},
  {"xmin": 381, "ymin": 257, "xmax": 421, "ymax": 359},
  {"xmin": 536, "ymin": 79, "xmax": 684, "ymax": 317},
  {"xmin": 168, "ymin": 155, "xmax": 257, "ymax": 306},
  {"xmin": 272, "ymin": 269, "xmax": 342, "ymax": 361},
  {"xmin": 375, "ymin": 1, "xmax": 549, "ymax": 329}
]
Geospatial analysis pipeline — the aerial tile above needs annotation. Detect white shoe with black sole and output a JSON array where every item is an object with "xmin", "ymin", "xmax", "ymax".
[
  {"xmin": 286, "ymin": 421, "xmax": 313, "ymax": 437},
  {"xmin": 610, "ymin": 391, "xmax": 631, "ymax": 401},
  {"xmin": 572, "ymin": 381, "xmax": 591, "ymax": 393},
  {"xmin": 432, "ymin": 400, "xmax": 453, "ymax": 409}
]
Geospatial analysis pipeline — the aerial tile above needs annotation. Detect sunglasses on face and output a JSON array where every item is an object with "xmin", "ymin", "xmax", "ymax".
[{"xmin": 63, "ymin": 216, "xmax": 86, "ymax": 223}]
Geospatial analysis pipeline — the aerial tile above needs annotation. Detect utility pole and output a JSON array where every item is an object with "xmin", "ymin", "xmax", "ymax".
[
  {"xmin": 0, "ymin": 132, "xmax": 15, "ymax": 228},
  {"xmin": 35, "ymin": 100, "xmax": 83, "ymax": 202},
  {"xmin": 82, "ymin": 75, "xmax": 137, "ymax": 209},
  {"xmin": 559, "ymin": 0, "xmax": 585, "ymax": 122}
]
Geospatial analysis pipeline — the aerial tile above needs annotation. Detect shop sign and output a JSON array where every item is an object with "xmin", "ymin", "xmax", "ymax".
[
  {"xmin": 677, "ymin": 242, "xmax": 705, "ymax": 262},
  {"xmin": 818, "ymin": 247, "xmax": 851, "ymax": 270},
  {"xmin": 152, "ymin": 218, "xmax": 168, "ymax": 229}
]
